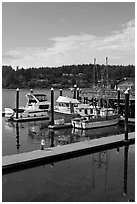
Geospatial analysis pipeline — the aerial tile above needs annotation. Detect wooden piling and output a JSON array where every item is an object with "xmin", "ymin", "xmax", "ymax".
[
  {"xmin": 51, "ymin": 87, "xmax": 54, "ymax": 126},
  {"xmin": 70, "ymin": 102, "xmax": 74, "ymax": 113},
  {"xmin": 117, "ymin": 88, "xmax": 120, "ymax": 114},
  {"xmin": 124, "ymin": 89, "xmax": 129, "ymax": 141},
  {"xmin": 30, "ymin": 89, "xmax": 33, "ymax": 94},
  {"xmin": 60, "ymin": 89, "xmax": 62, "ymax": 96},
  {"xmin": 73, "ymin": 84, "xmax": 77, "ymax": 99},
  {"xmin": 77, "ymin": 88, "xmax": 79, "ymax": 100},
  {"xmin": 16, "ymin": 88, "xmax": 19, "ymax": 119}
]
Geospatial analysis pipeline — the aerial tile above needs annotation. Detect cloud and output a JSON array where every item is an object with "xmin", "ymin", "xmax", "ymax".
[{"xmin": 2, "ymin": 19, "xmax": 135, "ymax": 68}]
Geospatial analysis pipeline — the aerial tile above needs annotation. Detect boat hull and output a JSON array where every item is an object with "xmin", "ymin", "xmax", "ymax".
[
  {"xmin": 72, "ymin": 115, "xmax": 120, "ymax": 129},
  {"xmin": 5, "ymin": 108, "xmax": 49, "ymax": 122},
  {"xmin": 53, "ymin": 110, "xmax": 80, "ymax": 123}
]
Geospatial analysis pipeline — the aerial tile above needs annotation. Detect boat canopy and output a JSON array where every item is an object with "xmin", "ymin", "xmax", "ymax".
[
  {"xmin": 56, "ymin": 96, "xmax": 80, "ymax": 104},
  {"xmin": 77, "ymin": 104, "xmax": 90, "ymax": 109}
]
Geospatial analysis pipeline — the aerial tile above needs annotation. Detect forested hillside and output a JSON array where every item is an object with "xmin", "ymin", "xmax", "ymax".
[{"xmin": 2, "ymin": 64, "xmax": 135, "ymax": 89}]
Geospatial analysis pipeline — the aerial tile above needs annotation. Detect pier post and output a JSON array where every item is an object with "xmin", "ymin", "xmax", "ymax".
[
  {"xmin": 77, "ymin": 88, "xmax": 79, "ymax": 100},
  {"xmin": 117, "ymin": 88, "xmax": 120, "ymax": 114},
  {"xmin": 51, "ymin": 87, "xmax": 54, "ymax": 126},
  {"xmin": 124, "ymin": 89, "xmax": 129, "ymax": 141},
  {"xmin": 30, "ymin": 89, "xmax": 33, "ymax": 94},
  {"xmin": 73, "ymin": 84, "xmax": 77, "ymax": 99},
  {"xmin": 79, "ymin": 88, "xmax": 82, "ymax": 102},
  {"xmin": 16, "ymin": 88, "xmax": 19, "ymax": 119},
  {"xmin": 70, "ymin": 102, "xmax": 74, "ymax": 113},
  {"xmin": 60, "ymin": 89, "xmax": 62, "ymax": 96}
]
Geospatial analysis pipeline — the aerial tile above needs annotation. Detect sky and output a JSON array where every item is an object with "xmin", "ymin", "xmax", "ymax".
[{"xmin": 2, "ymin": 2, "xmax": 135, "ymax": 69}]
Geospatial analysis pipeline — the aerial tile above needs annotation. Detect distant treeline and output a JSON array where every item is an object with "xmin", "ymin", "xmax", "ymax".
[{"xmin": 2, "ymin": 64, "xmax": 135, "ymax": 89}]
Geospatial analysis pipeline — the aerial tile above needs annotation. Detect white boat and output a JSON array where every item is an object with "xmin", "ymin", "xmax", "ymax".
[
  {"xmin": 4, "ymin": 91, "xmax": 51, "ymax": 121},
  {"xmin": 54, "ymin": 96, "xmax": 80, "ymax": 123},
  {"xmin": 71, "ymin": 108, "xmax": 120, "ymax": 129}
]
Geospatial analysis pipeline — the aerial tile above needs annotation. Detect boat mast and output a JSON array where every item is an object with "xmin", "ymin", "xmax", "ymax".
[
  {"xmin": 106, "ymin": 57, "xmax": 108, "ymax": 88},
  {"xmin": 106, "ymin": 57, "xmax": 109, "ymax": 114},
  {"xmin": 93, "ymin": 58, "xmax": 96, "ymax": 109}
]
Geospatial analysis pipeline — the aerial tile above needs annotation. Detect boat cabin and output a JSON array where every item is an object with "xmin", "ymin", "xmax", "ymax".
[
  {"xmin": 76, "ymin": 104, "xmax": 98, "ymax": 116},
  {"xmin": 26, "ymin": 93, "xmax": 50, "ymax": 110},
  {"xmin": 100, "ymin": 108, "xmax": 115, "ymax": 116},
  {"xmin": 56, "ymin": 96, "xmax": 80, "ymax": 113}
]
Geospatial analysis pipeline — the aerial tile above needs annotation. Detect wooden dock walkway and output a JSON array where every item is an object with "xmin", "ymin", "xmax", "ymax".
[{"xmin": 2, "ymin": 132, "xmax": 135, "ymax": 174}]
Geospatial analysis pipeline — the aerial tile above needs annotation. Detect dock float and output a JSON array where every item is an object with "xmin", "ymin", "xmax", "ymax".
[
  {"xmin": 2, "ymin": 132, "xmax": 135, "ymax": 174},
  {"xmin": 12, "ymin": 116, "xmax": 49, "ymax": 122}
]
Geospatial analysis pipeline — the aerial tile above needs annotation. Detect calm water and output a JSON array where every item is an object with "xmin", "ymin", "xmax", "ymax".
[
  {"xmin": 3, "ymin": 145, "xmax": 135, "ymax": 202},
  {"xmin": 2, "ymin": 89, "xmax": 135, "ymax": 156}
]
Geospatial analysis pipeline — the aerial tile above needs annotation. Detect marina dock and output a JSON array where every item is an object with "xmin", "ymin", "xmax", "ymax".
[{"xmin": 3, "ymin": 132, "xmax": 135, "ymax": 174}]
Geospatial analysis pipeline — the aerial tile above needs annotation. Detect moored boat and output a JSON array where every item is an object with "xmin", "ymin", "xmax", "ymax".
[
  {"xmin": 53, "ymin": 96, "xmax": 80, "ymax": 123},
  {"xmin": 71, "ymin": 108, "xmax": 120, "ymax": 129},
  {"xmin": 4, "ymin": 90, "xmax": 51, "ymax": 122}
]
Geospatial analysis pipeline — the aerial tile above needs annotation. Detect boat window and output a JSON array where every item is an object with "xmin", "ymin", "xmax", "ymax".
[
  {"xmin": 39, "ymin": 105, "xmax": 49, "ymax": 109},
  {"xmin": 90, "ymin": 109, "xmax": 93, "ymax": 114},
  {"xmin": 35, "ymin": 95, "xmax": 47, "ymax": 102},
  {"xmin": 85, "ymin": 109, "xmax": 88, "ymax": 115},
  {"xmin": 66, "ymin": 103, "xmax": 69, "ymax": 107},
  {"xmin": 29, "ymin": 99, "xmax": 37, "ymax": 104}
]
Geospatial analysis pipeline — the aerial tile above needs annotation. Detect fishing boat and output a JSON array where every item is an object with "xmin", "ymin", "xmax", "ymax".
[
  {"xmin": 4, "ymin": 90, "xmax": 51, "ymax": 122},
  {"xmin": 53, "ymin": 96, "xmax": 80, "ymax": 123},
  {"xmin": 71, "ymin": 57, "xmax": 120, "ymax": 129},
  {"xmin": 71, "ymin": 108, "xmax": 120, "ymax": 129}
]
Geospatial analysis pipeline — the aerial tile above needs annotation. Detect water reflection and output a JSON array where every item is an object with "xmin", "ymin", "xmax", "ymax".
[
  {"xmin": 16, "ymin": 123, "xmax": 21, "ymax": 153},
  {"xmin": 92, "ymin": 151, "xmax": 109, "ymax": 192},
  {"xmin": 72, "ymin": 124, "xmax": 124, "ymax": 138},
  {"xmin": 91, "ymin": 146, "xmax": 131, "ymax": 198},
  {"xmin": 50, "ymin": 130, "xmax": 55, "ymax": 147},
  {"xmin": 3, "ymin": 119, "xmax": 135, "ymax": 155},
  {"xmin": 123, "ymin": 145, "xmax": 129, "ymax": 196}
]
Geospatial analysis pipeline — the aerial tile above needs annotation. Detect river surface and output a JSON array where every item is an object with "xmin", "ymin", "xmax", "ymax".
[
  {"xmin": 3, "ymin": 145, "xmax": 135, "ymax": 202},
  {"xmin": 2, "ymin": 89, "xmax": 135, "ymax": 202}
]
